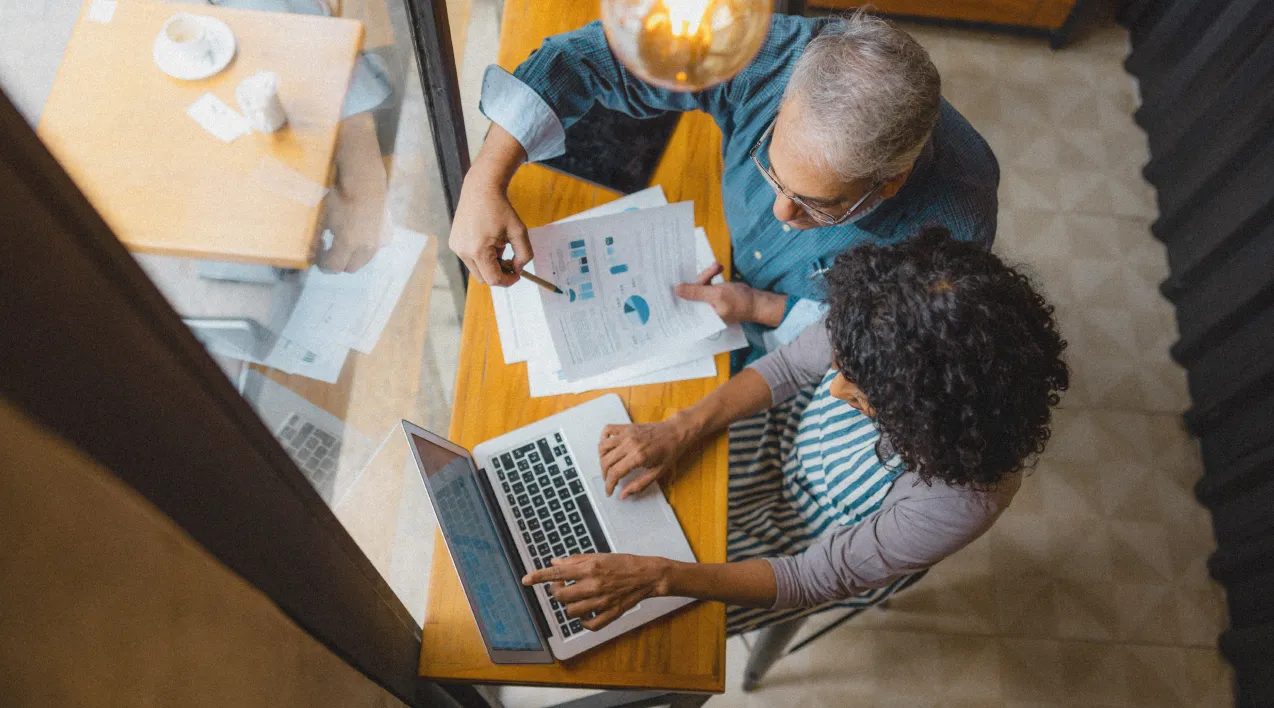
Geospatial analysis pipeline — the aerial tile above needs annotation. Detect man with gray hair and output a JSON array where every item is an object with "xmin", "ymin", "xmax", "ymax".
[{"xmin": 451, "ymin": 11, "xmax": 999, "ymax": 362}]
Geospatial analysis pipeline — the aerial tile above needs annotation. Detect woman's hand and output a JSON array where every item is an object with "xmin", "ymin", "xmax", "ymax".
[
  {"xmin": 599, "ymin": 415, "xmax": 698, "ymax": 499},
  {"xmin": 523, "ymin": 554, "xmax": 673, "ymax": 631},
  {"xmin": 674, "ymin": 263, "xmax": 789, "ymax": 326}
]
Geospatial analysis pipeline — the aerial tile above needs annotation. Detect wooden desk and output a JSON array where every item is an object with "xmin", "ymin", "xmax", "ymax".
[
  {"xmin": 37, "ymin": 0, "xmax": 363, "ymax": 269},
  {"xmin": 419, "ymin": 0, "xmax": 731, "ymax": 695}
]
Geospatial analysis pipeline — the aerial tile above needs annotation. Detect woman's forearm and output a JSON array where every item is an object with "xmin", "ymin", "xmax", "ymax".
[
  {"xmin": 673, "ymin": 368, "xmax": 772, "ymax": 443},
  {"xmin": 662, "ymin": 558, "xmax": 778, "ymax": 608}
]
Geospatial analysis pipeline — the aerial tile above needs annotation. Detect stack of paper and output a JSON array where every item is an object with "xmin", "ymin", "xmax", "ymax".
[{"xmin": 491, "ymin": 187, "xmax": 747, "ymax": 397}]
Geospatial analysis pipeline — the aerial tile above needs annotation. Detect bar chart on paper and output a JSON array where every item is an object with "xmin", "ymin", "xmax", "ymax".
[
  {"xmin": 605, "ymin": 236, "xmax": 629, "ymax": 276},
  {"xmin": 565, "ymin": 239, "xmax": 595, "ymax": 302}
]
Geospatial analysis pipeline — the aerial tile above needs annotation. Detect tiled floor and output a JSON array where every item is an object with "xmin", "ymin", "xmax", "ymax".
[
  {"xmin": 502, "ymin": 16, "xmax": 1230, "ymax": 708},
  {"xmin": 1, "ymin": 2, "xmax": 1231, "ymax": 707}
]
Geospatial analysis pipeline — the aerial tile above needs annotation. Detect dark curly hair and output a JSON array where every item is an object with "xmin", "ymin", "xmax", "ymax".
[{"xmin": 823, "ymin": 228, "xmax": 1069, "ymax": 489}]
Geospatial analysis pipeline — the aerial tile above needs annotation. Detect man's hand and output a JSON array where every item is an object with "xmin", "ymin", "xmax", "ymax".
[
  {"xmin": 675, "ymin": 263, "xmax": 788, "ymax": 326},
  {"xmin": 449, "ymin": 178, "xmax": 531, "ymax": 287},
  {"xmin": 598, "ymin": 415, "xmax": 697, "ymax": 499},
  {"xmin": 447, "ymin": 124, "xmax": 531, "ymax": 287},
  {"xmin": 522, "ymin": 554, "xmax": 674, "ymax": 631}
]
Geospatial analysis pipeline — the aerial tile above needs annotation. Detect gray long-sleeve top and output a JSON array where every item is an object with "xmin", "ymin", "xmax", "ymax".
[{"xmin": 747, "ymin": 324, "xmax": 1020, "ymax": 610}]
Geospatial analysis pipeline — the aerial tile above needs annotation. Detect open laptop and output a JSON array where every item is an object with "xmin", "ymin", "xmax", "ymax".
[{"xmin": 402, "ymin": 394, "xmax": 696, "ymax": 662}]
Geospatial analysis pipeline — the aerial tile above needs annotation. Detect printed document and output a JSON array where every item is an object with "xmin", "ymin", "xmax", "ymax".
[
  {"xmin": 492, "ymin": 186, "xmax": 669, "ymax": 364},
  {"xmin": 530, "ymin": 202, "xmax": 726, "ymax": 380},
  {"xmin": 525, "ymin": 227, "xmax": 746, "ymax": 396}
]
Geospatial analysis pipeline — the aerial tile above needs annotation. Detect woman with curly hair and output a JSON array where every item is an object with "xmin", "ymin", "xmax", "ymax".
[{"xmin": 522, "ymin": 228, "xmax": 1069, "ymax": 633}]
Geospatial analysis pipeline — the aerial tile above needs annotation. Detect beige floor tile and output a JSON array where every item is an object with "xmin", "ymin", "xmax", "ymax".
[
  {"xmin": 999, "ymin": 637, "xmax": 1067, "ymax": 703},
  {"xmin": 1122, "ymin": 645, "xmax": 1233, "ymax": 708},
  {"xmin": 814, "ymin": 409, "xmax": 1224, "ymax": 650}
]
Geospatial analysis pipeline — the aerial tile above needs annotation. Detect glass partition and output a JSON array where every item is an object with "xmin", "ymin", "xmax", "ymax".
[{"xmin": 1, "ymin": 0, "xmax": 494, "ymax": 623}]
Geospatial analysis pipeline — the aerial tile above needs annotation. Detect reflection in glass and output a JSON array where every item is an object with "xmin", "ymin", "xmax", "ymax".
[{"xmin": 3, "ymin": 0, "xmax": 481, "ymax": 625}]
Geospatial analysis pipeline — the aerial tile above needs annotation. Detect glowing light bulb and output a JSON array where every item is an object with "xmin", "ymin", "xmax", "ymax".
[{"xmin": 601, "ymin": 0, "xmax": 772, "ymax": 92}]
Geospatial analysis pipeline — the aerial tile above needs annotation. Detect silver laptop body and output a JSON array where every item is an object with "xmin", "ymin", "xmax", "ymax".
[{"xmin": 404, "ymin": 393, "xmax": 696, "ymax": 662}]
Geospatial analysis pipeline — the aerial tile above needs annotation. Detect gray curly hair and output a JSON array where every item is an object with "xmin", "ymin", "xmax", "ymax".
[{"xmin": 783, "ymin": 11, "xmax": 941, "ymax": 184}]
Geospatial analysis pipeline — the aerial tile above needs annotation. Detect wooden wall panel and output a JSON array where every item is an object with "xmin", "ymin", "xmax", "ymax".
[
  {"xmin": 1122, "ymin": 2, "xmax": 1274, "ymax": 705},
  {"xmin": 809, "ymin": 0, "xmax": 1039, "ymax": 26}
]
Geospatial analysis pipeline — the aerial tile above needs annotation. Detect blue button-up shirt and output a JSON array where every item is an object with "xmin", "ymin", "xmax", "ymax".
[{"xmin": 480, "ymin": 15, "xmax": 999, "ymax": 359}]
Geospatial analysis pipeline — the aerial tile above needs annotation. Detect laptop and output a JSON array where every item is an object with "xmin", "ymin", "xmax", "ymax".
[
  {"xmin": 403, "ymin": 393, "xmax": 696, "ymax": 662},
  {"xmin": 240, "ymin": 369, "xmax": 375, "ymax": 504}
]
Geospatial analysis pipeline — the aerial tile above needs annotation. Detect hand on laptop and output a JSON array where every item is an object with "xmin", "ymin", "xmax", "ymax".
[
  {"xmin": 523, "ymin": 553, "xmax": 673, "ymax": 631},
  {"xmin": 599, "ymin": 418, "xmax": 696, "ymax": 499}
]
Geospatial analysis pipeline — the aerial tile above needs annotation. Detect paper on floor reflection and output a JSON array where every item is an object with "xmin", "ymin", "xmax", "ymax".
[{"xmin": 203, "ymin": 226, "xmax": 429, "ymax": 383}]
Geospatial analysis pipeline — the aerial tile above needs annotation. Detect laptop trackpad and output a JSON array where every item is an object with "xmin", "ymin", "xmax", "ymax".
[{"xmin": 586, "ymin": 473, "xmax": 695, "ymax": 562}]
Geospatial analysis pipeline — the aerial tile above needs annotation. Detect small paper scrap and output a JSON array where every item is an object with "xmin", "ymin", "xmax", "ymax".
[
  {"xmin": 250, "ymin": 156, "xmax": 329, "ymax": 207},
  {"xmin": 87, "ymin": 0, "xmax": 117, "ymax": 23},
  {"xmin": 186, "ymin": 93, "xmax": 251, "ymax": 143}
]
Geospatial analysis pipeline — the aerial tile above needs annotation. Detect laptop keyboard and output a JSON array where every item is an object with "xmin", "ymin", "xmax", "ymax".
[
  {"xmin": 490, "ymin": 430, "xmax": 611, "ymax": 638},
  {"xmin": 276, "ymin": 412, "xmax": 340, "ymax": 495}
]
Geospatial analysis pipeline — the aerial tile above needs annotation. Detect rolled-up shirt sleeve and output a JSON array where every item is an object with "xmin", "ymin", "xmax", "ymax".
[
  {"xmin": 765, "ymin": 474, "xmax": 1020, "ymax": 610},
  {"xmin": 746, "ymin": 322, "xmax": 835, "ymax": 406},
  {"xmin": 762, "ymin": 297, "xmax": 829, "ymax": 352},
  {"xmin": 479, "ymin": 66, "xmax": 567, "ymax": 162}
]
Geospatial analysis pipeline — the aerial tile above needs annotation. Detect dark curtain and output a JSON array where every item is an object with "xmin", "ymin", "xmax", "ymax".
[{"xmin": 1118, "ymin": 1, "xmax": 1274, "ymax": 705}]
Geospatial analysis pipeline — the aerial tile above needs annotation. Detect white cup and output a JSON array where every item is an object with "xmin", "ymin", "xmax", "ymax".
[
  {"xmin": 158, "ymin": 14, "xmax": 215, "ymax": 68},
  {"xmin": 236, "ymin": 71, "xmax": 288, "ymax": 133}
]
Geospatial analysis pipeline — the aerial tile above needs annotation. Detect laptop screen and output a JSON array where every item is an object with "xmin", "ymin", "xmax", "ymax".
[{"xmin": 408, "ymin": 434, "xmax": 545, "ymax": 652}]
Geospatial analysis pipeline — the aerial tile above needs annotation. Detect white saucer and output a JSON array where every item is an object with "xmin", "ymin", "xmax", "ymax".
[{"xmin": 153, "ymin": 16, "xmax": 236, "ymax": 81}]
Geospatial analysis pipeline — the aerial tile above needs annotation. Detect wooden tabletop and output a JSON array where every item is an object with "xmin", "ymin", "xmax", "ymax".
[
  {"xmin": 419, "ymin": 0, "xmax": 732, "ymax": 694},
  {"xmin": 37, "ymin": 0, "xmax": 363, "ymax": 269}
]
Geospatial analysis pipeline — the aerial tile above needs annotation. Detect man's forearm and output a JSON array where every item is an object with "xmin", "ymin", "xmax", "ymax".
[
  {"xmin": 334, "ymin": 114, "xmax": 387, "ymax": 202},
  {"xmin": 663, "ymin": 558, "xmax": 777, "ymax": 608},
  {"xmin": 468, "ymin": 123, "xmax": 527, "ymax": 191}
]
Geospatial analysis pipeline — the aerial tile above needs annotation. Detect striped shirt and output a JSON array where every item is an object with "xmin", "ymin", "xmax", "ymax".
[
  {"xmin": 748, "ymin": 324, "xmax": 1018, "ymax": 609},
  {"xmin": 480, "ymin": 15, "xmax": 1000, "ymax": 359}
]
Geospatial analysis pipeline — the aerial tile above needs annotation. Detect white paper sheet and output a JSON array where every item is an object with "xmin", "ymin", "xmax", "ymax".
[
  {"xmin": 351, "ymin": 228, "xmax": 430, "ymax": 352},
  {"xmin": 279, "ymin": 227, "xmax": 429, "ymax": 357},
  {"xmin": 527, "ymin": 351, "xmax": 716, "ymax": 398},
  {"xmin": 186, "ymin": 93, "xmax": 251, "ymax": 143},
  {"xmin": 523, "ymin": 226, "xmax": 746, "ymax": 396},
  {"xmin": 263, "ymin": 333, "xmax": 348, "ymax": 383},
  {"xmin": 492, "ymin": 186, "xmax": 669, "ymax": 364},
  {"xmin": 210, "ymin": 227, "xmax": 427, "ymax": 384},
  {"xmin": 530, "ymin": 202, "xmax": 726, "ymax": 381}
]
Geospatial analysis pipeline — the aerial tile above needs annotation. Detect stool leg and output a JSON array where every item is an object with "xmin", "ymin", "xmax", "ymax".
[{"xmin": 741, "ymin": 617, "xmax": 808, "ymax": 692}]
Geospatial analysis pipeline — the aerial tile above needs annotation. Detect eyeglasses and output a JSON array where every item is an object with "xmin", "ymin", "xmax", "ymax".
[{"xmin": 750, "ymin": 119, "xmax": 885, "ymax": 226}]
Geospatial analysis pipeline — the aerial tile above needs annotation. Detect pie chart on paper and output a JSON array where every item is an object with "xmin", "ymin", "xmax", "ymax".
[{"xmin": 623, "ymin": 295, "xmax": 651, "ymax": 325}]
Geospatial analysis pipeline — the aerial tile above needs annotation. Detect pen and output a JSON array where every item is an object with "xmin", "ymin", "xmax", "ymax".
[{"xmin": 499, "ymin": 259, "xmax": 563, "ymax": 295}]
